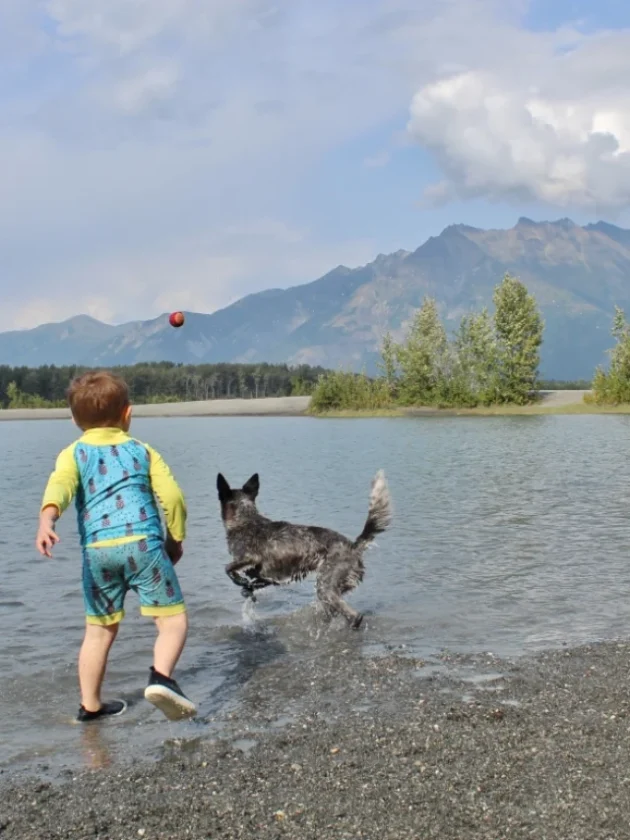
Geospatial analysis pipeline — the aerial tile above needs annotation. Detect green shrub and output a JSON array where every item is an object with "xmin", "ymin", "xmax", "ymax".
[{"xmin": 309, "ymin": 371, "xmax": 392, "ymax": 413}]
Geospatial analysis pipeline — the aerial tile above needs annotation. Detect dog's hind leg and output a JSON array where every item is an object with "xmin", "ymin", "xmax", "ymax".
[{"xmin": 316, "ymin": 564, "xmax": 363, "ymax": 629}]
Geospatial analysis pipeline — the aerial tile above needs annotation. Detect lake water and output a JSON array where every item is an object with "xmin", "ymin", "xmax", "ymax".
[{"xmin": 3, "ymin": 414, "xmax": 630, "ymax": 774}]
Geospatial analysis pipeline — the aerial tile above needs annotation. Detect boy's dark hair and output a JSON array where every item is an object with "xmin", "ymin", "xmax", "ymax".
[{"xmin": 67, "ymin": 371, "xmax": 130, "ymax": 429}]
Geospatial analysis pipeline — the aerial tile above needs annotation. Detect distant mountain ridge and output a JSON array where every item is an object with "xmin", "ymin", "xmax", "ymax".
[{"xmin": 2, "ymin": 217, "xmax": 630, "ymax": 379}]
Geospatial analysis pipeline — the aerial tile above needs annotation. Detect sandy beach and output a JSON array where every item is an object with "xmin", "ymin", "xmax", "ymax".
[
  {"xmin": 2, "ymin": 639, "xmax": 630, "ymax": 839},
  {"xmin": 0, "ymin": 395, "xmax": 312, "ymax": 421},
  {"xmin": 0, "ymin": 391, "xmax": 591, "ymax": 421}
]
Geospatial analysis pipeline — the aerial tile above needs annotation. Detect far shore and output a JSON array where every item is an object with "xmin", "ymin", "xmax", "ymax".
[
  {"xmin": 3, "ymin": 389, "xmax": 629, "ymax": 421},
  {"xmin": 0, "ymin": 395, "xmax": 312, "ymax": 421},
  {"xmin": 320, "ymin": 390, "xmax": 630, "ymax": 417}
]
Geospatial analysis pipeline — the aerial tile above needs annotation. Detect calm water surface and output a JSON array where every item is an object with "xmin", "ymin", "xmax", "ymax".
[{"xmin": 2, "ymin": 414, "xmax": 630, "ymax": 772}]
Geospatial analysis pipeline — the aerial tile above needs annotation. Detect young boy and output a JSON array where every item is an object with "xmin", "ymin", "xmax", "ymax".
[{"xmin": 35, "ymin": 370, "xmax": 196, "ymax": 723}]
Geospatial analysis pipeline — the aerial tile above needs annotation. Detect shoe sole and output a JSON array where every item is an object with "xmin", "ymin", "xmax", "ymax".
[{"xmin": 144, "ymin": 685, "xmax": 197, "ymax": 721}]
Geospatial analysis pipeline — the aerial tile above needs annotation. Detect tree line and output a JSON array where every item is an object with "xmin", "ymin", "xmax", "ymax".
[
  {"xmin": 0, "ymin": 361, "xmax": 326, "ymax": 409},
  {"xmin": 2, "ymin": 277, "xmax": 627, "ymax": 412},
  {"xmin": 310, "ymin": 274, "xmax": 546, "ymax": 412},
  {"xmin": 591, "ymin": 308, "xmax": 630, "ymax": 404}
]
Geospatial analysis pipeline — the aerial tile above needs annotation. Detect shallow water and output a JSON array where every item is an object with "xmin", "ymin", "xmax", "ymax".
[{"xmin": 3, "ymin": 414, "xmax": 630, "ymax": 773}]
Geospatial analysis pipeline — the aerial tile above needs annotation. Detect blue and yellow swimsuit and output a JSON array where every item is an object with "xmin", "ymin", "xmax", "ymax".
[{"xmin": 41, "ymin": 428, "xmax": 187, "ymax": 626}]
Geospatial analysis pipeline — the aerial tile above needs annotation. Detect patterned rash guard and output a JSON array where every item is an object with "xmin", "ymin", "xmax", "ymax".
[{"xmin": 41, "ymin": 428, "xmax": 186, "ymax": 549}]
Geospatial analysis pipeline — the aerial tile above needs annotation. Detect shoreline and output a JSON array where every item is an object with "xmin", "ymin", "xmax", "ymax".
[
  {"xmin": 312, "ymin": 388, "xmax": 630, "ymax": 417},
  {"xmin": 319, "ymin": 402, "xmax": 630, "ymax": 417},
  {"xmin": 0, "ymin": 395, "xmax": 312, "ymax": 421},
  {"xmin": 3, "ymin": 638, "xmax": 630, "ymax": 839},
  {"xmin": 3, "ymin": 390, "xmax": 629, "ymax": 421}
]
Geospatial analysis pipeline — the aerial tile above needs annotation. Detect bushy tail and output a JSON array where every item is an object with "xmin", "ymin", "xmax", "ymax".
[{"xmin": 353, "ymin": 470, "xmax": 392, "ymax": 551}]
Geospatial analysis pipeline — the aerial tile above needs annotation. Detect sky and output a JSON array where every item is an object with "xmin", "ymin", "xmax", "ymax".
[{"xmin": 3, "ymin": 0, "xmax": 630, "ymax": 331}]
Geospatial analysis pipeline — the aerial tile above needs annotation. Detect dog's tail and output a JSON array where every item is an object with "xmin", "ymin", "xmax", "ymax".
[{"xmin": 353, "ymin": 470, "xmax": 391, "ymax": 551}]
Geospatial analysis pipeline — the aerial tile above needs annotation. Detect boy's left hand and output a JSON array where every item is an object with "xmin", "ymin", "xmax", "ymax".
[{"xmin": 165, "ymin": 534, "xmax": 183, "ymax": 565}]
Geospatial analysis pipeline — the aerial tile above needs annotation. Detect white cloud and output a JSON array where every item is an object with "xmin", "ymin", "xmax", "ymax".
[
  {"xmin": 0, "ymin": 0, "xmax": 409, "ymax": 332},
  {"xmin": 5, "ymin": 0, "xmax": 630, "ymax": 334},
  {"xmin": 45, "ymin": 0, "xmax": 251, "ymax": 56},
  {"xmin": 406, "ymin": 16, "xmax": 630, "ymax": 208},
  {"xmin": 114, "ymin": 63, "xmax": 180, "ymax": 113}
]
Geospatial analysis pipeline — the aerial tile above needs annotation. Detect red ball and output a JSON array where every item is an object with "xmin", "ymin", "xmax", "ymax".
[{"xmin": 169, "ymin": 311, "xmax": 185, "ymax": 328}]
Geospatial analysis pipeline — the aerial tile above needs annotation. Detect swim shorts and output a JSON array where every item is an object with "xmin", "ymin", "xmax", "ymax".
[{"xmin": 82, "ymin": 539, "xmax": 186, "ymax": 626}]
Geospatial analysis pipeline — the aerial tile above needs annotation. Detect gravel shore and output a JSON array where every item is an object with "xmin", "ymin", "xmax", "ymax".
[{"xmin": 3, "ymin": 639, "xmax": 630, "ymax": 840}]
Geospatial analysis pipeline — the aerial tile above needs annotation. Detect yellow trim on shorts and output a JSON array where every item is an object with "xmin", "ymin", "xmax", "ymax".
[
  {"xmin": 90, "ymin": 535, "xmax": 148, "ymax": 549},
  {"xmin": 86, "ymin": 610, "xmax": 125, "ymax": 626},
  {"xmin": 140, "ymin": 603, "xmax": 186, "ymax": 618}
]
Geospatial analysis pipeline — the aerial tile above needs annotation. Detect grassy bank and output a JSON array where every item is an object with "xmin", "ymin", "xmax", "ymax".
[
  {"xmin": 5, "ymin": 394, "xmax": 630, "ymax": 421},
  {"xmin": 310, "ymin": 400, "xmax": 630, "ymax": 418},
  {"xmin": 451, "ymin": 402, "xmax": 630, "ymax": 416}
]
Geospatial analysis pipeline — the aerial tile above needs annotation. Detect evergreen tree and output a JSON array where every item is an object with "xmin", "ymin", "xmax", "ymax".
[
  {"xmin": 455, "ymin": 308, "xmax": 499, "ymax": 405},
  {"xmin": 396, "ymin": 297, "xmax": 449, "ymax": 405},
  {"xmin": 592, "ymin": 306, "xmax": 630, "ymax": 404},
  {"xmin": 377, "ymin": 331, "xmax": 399, "ymax": 397},
  {"xmin": 0, "ymin": 362, "xmax": 327, "ymax": 408},
  {"xmin": 493, "ymin": 274, "xmax": 544, "ymax": 404}
]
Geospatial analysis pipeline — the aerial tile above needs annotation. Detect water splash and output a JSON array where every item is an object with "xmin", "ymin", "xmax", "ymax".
[{"xmin": 241, "ymin": 596, "xmax": 259, "ymax": 630}]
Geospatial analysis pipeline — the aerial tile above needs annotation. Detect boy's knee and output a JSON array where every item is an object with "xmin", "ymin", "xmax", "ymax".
[
  {"xmin": 83, "ymin": 622, "xmax": 119, "ymax": 645},
  {"xmin": 155, "ymin": 610, "xmax": 188, "ymax": 633}
]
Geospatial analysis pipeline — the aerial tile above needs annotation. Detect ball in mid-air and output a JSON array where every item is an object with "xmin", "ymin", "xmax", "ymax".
[{"xmin": 169, "ymin": 311, "xmax": 185, "ymax": 328}]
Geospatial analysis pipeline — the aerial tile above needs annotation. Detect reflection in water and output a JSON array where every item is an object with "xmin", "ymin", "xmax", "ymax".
[
  {"xmin": 80, "ymin": 724, "xmax": 113, "ymax": 770},
  {"xmin": 196, "ymin": 625, "xmax": 288, "ymax": 719}
]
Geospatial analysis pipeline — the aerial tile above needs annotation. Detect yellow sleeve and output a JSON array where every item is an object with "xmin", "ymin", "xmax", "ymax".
[
  {"xmin": 41, "ymin": 443, "xmax": 79, "ymax": 516},
  {"xmin": 145, "ymin": 443, "xmax": 187, "ymax": 541}
]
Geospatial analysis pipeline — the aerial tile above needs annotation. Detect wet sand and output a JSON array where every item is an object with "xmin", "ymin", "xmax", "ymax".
[{"xmin": 2, "ymin": 639, "xmax": 630, "ymax": 839}]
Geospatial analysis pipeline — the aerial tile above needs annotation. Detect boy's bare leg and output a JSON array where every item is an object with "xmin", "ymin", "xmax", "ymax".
[
  {"xmin": 79, "ymin": 623, "xmax": 119, "ymax": 712},
  {"xmin": 153, "ymin": 612, "xmax": 188, "ymax": 678},
  {"xmin": 145, "ymin": 612, "xmax": 195, "ymax": 720}
]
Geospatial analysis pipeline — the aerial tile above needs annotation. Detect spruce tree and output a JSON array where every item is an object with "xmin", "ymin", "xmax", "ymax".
[
  {"xmin": 493, "ymin": 274, "xmax": 544, "ymax": 404},
  {"xmin": 396, "ymin": 297, "xmax": 448, "ymax": 405}
]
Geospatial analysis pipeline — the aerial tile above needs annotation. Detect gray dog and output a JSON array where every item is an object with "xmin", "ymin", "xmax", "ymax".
[{"xmin": 217, "ymin": 470, "xmax": 391, "ymax": 628}]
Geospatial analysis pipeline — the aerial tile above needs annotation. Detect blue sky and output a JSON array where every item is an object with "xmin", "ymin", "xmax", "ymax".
[{"xmin": 3, "ymin": 0, "xmax": 630, "ymax": 331}]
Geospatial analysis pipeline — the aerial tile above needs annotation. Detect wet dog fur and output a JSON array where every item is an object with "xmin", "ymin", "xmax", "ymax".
[{"xmin": 216, "ymin": 470, "xmax": 391, "ymax": 629}]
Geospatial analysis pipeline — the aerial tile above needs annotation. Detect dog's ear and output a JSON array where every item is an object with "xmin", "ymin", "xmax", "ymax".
[
  {"xmin": 217, "ymin": 473, "xmax": 231, "ymax": 501},
  {"xmin": 242, "ymin": 473, "xmax": 259, "ymax": 499}
]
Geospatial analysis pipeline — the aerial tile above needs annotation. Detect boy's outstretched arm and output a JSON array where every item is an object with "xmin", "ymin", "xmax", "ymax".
[
  {"xmin": 36, "ymin": 508, "xmax": 59, "ymax": 558},
  {"xmin": 145, "ymin": 444, "xmax": 187, "ymax": 547},
  {"xmin": 37, "ymin": 444, "xmax": 79, "ymax": 557}
]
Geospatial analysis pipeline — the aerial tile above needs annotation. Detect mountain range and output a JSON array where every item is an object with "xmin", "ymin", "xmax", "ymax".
[{"xmin": 2, "ymin": 217, "xmax": 630, "ymax": 379}]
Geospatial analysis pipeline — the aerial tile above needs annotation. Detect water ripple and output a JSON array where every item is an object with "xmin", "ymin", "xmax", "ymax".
[{"xmin": 3, "ymin": 414, "xmax": 630, "ymax": 771}]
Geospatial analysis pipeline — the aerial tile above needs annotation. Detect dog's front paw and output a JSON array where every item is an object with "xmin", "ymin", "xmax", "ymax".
[
  {"xmin": 229, "ymin": 572, "xmax": 252, "ymax": 588},
  {"xmin": 352, "ymin": 613, "xmax": 364, "ymax": 630},
  {"xmin": 249, "ymin": 578, "xmax": 275, "ymax": 591}
]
